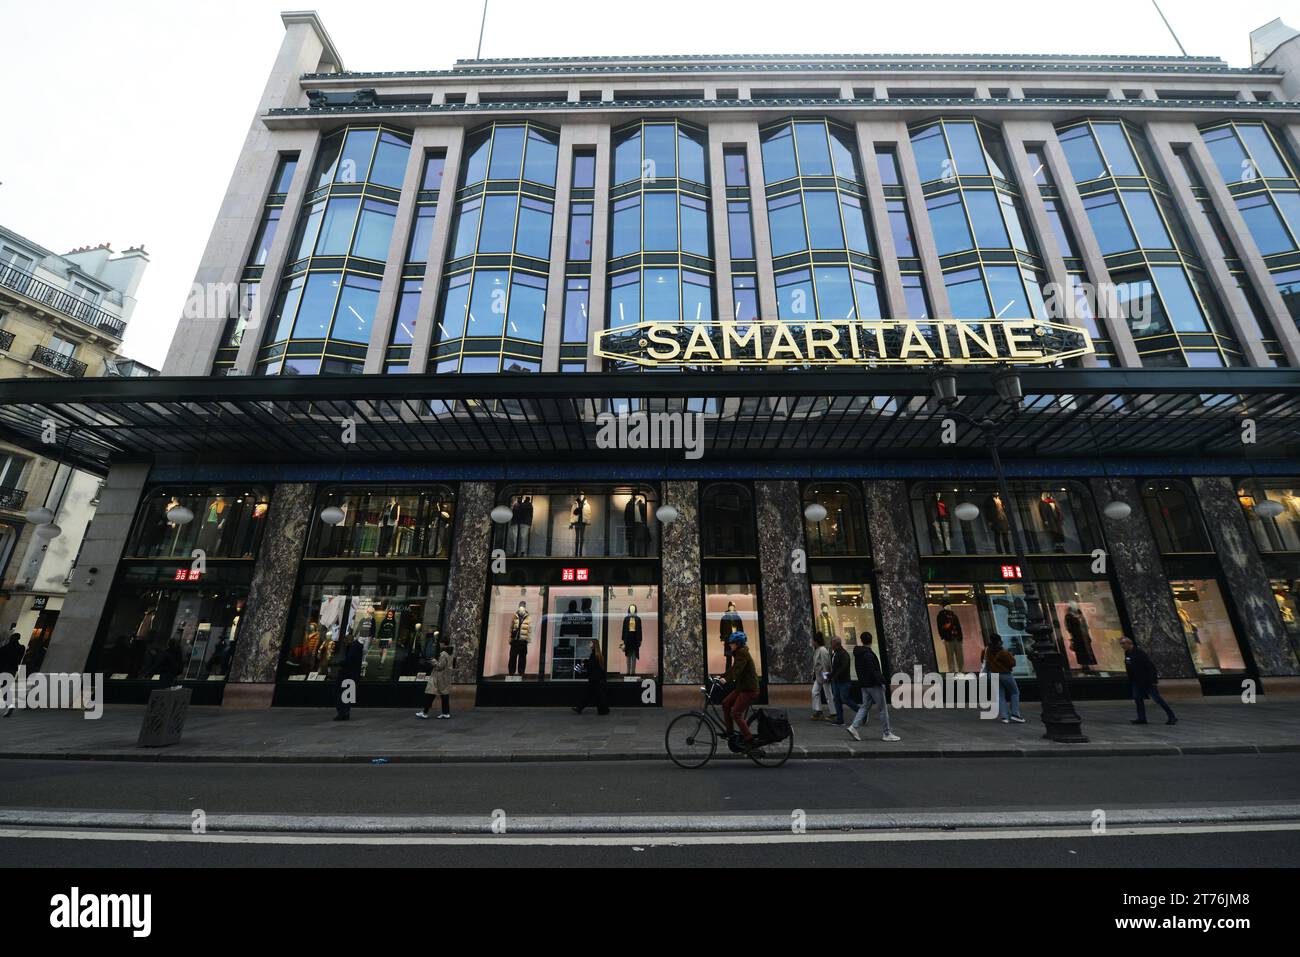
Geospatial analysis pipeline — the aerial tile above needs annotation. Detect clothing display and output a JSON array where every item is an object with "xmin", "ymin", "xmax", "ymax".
[
  {"xmin": 1038, "ymin": 493, "xmax": 1066, "ymax": 552},
  {"xmin": 623, "ymin": 495, "xmax": 648, "ymax": 556},
  {"xmin": 985, "ymin": 493, "xmax": 1013, "ymax": 553},
  {"xmin": 720, "ymin": 602, "xmax": 742, "ymax": 666},
  {"xmin": 571, "ymin": 493, "xmax": 590, "ymax": 556},
  {"xmin": 1063, "ymin": 603, "xmax": 1097, "ymax": 669},
  {"xmin": 620, "ymin": 605, "xmax": 642, "ymax": 674},
  {"xmin": 928, "ymin": 493, "xmax": 952, "ymax": 554},
  {"xmin": 508, "ymin": 605, "xmax": 531, "ymax": 676},
  {"xmin": 936, "ymin": 604, "xmax": 964, "ymax": 671},
  {"xmin": 509, "ymin": 495, "xmax": 534, "ymax": 556},
  {"xmin": 816, "ymin": 605, "xmax": 836, "ymax": 642}
]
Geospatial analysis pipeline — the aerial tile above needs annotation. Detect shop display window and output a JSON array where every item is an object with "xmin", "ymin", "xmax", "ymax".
[
  {"xmin": 925, "ymin": 583, "xmax": 1033, "ymax": 676},
  {"xmin": 493, "ymin": 484, "xmax": 658, "ymax": 559},
  {"xmin": 481, "ymin": 584, "xmax": 660, "ymax": 681},
  {"xmin": 127, "ymin": 486, "xmax": 269, "ymax": 559},
  {"xmin": 701, "ymin": 483, "xmax": 756, "ymax": 557},
  {"xmin": 911, "ymin": 481, "xmax": 1098, "ymax": 557},
  {"xmin": 1170, "ymin": 579, "xmax": 1246, "ymax": 674},
  {"xmin": 704, "ymin": 583, "xmax": 763, "ymax": 677},
  {"xmin": 1042, "ymin": 580, "xmax": 1126, "ymax": 675},
  {"xmin": 1142, "ymin": 480, "xmax": 1212, "ymax": 553},
  {"xmin": 1271, "ymin": 578, "xmax": 1300, "ymax": 667},
  {"xmin": 1236, "ymin": 480, "xmax": 1300, "ymax": 553},
  {"xmin": 810, "ymin": 583, "xmax": 878, "ymax": 679},
  {"xmin": 309, "ymin": 485, "xmax": 455, "ymax": 559},
  {"xmin": 803, "ymin": 484, "xmax": 868, "ymax": 557}
]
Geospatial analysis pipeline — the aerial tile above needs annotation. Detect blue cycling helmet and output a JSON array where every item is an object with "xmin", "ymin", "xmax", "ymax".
[{"xmin": 726, "ymin": 631, "xmax": 748, "ymax": 645}]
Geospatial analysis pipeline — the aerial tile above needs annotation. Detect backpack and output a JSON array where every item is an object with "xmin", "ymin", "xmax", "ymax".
[{"xmin": 753, "ymin": 708, "xmax": 791, "ymax": 744}]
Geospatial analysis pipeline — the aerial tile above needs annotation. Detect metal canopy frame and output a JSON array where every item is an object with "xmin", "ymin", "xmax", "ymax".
[{"xmin": 0, "ymin": 368, "xmax": 1297, "ymax": 476}]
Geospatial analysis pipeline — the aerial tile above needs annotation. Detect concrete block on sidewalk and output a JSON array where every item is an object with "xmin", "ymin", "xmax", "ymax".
[{"xmin": 138, "ymin": 687, "xmax": 192, "ymax": 748}]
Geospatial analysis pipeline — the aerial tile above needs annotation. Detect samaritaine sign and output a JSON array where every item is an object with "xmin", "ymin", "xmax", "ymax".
[{"xmin": 595, "ymin": 319, "xmax": 1093, "ymax": 367}]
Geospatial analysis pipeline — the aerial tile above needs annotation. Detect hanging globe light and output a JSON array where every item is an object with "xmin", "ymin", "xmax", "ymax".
[
  {"xmin": 320, "ymin": 505, "xmax": 346, "ymax": 526},
  {"xmin": 1103, "ymin": 500, "xmax": 1132, "ymax": 521},
  {"xmin": 25, "ymin": 506, "xmax": 55, "ymax": 525},
  {"xmin": 804, "ymin": 503, "xmax": 828, "ymax": 523},
  {"xmin": 34, "ymin": 523, "xmax": 62, "ymax": 540},
  {"xmin": 954, "ymin": 502, "xmax": 980, "ymax": 522},
  {"xmin": 166, "ymin": 505, "xmax": 195, "ymax": 525},
  {"xmin": 656, "ymin": 504, "xmax": 679, "ymax": 524},
  {"xmin": 490, "ymin": 505, "xmax": 514, "ymax": 524},
  {"xmin": 1255, "ymin": 499, "xmax": 1284, "ymax": 519}
]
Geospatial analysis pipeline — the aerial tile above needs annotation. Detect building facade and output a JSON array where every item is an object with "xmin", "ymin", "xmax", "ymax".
[
  {"xmin": 0, "ymin": 226, "xmax": 152, "ymax": 664},
  {"xmin": 6, "ymin": 11, "xmax": 1300, "ymax": 708}
]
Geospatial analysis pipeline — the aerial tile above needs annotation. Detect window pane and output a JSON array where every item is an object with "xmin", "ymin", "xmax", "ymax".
[
  {"xmin": 523, "ymin": 129, "xmax": 558, "ymax": 185},
  {"xmin": 910, "ymin": 125, "xmax": 950, "ymax": 183},
  {"xmin": 290, "ymin": 272, "xmax": 340, "ymax": 338},
  {"xmin": 732, "ymin": 275, "xmax": 758, "ymax": 322},
  {"xmin": 679, "ymin": 128, "xmax": 706, "ymax": 183},
  {"xmin": 438, "ymin": 275, "xmax": 470, "ymax": 340},
  {"xmin": 332, "ymin": 274, "xmax": 381, "ymax": 343},
  {"xmin": 391, "ymin": 280, "xmax": 421, "ymax": 345},
  {"xmin": 680, "ymin": 195, "xmax": 709, "ymax": 256},
  {"xmin": 272, "ymin": 156, "xmax": 298, "ymax": 194},
  {"xmin": 761, "ymin": 125, "xmax": 797, "ymax": 183},
  {"xmin": 1201, "ymin": 127, "xmax": 1250, "ymax": 184},
  {"xmin": 965, "ymin": 191, "xmax": 1010, "ymax": 247},
  {"xmin": 1082, "ymin": 192, "xmax": 1136, "ymax": 254},
  {"xmin": 461, "ymin": 131, "xmax": 490, "ymax": 186},
  {"xmin": 572, "ymin": 151, "xmax": 596, "ymax": 189},
  {"xmin": 723, "ymin": 148, "xmax": 749, "ymax": 187},
  {"xmin": 315, "ymin": 197, "xmax": 360, "ymax": 255},
  {"xmin": 901, "ymin": 274, "xmax": 929, "ymax": 319},
  {"xmin": 516, "ymin": 198, "xmax": 553, "ymax": 258},
  {"xmin": 614, "ymin": 130, "xmax": 641, "ymax": 185},
  {"xmin": 563, "ymin": 278, "xmax": 590, "ymax": 341},
  {"xmin": 645, "ymin": 268, "xmax": 679, "ymax": 322},
  {"xmin": 488, "ymin": 126, "xmax": 525, "ymax": 180},
  {"xmin": 1093, "ymin": 123, "xmax": 1140, "ymax": 176},
  {"xmin": 794, "ymin": 122, "xmax": 833, "ymax": 176},
  {"xmin": 406, "ymin": 206, "xmax": 437, "ymax": 263},
  {"xmin": 945, "ymin": 267, "xmax": 991, "ymax": 319},
  {"xmin": 1273, "ymin": 192, "xmax": 1300, "ymax": 247},
  {"xmin": 610, "ymin": 272, "xmax": 640, "ymax": 326},
  {"xmin": 451, "ymin": 198, "xmax": 481, "ymax": 259},
  {"xmin": 945, "ymin": 122, "xmax": 988, "ymax": 176},
  {"xmin": 985, "ymin": 265, "xmax": 1029, "ymax": 319},
  {"xmin": 568, "ymin": 202, "xmax": 593, "ymax": 260},
  {"xmin": 467, "ymin": 270, "xmax": 509, "ymax": 336},
  {"xmin": 478, "ymin": 195, "xmax": 518, "ymax": 253},
  {"xmin": 370, "ymin": 132, "xmax": 410, "ymax": 188},
  {"xmin": 644, "ymin": 124, "xmax": 677, "ymax": 179},
  {"xmin": 336, "ymin": 129, "xmax": 377, "ymax": 184},
  {"xmin": 506, "ymin": 274, "xmax": 546, "ymax": 342},
  {"xmin": 886, "ymin": 199, "xmax": 914, "ymax": 256},
  {"xmin": 1151, "ymin": 266, "xmax": 1208, "ymax": 332},
  {"xmin": 644, "ymin": 193, "xmax": 678, "ymax": 250},
  {"xmin": 612, "ymin": 196, "xmax": 641, "ymax": 257},
  {"xmin": 814, "ymin": 266, "xmax": 854, "ymax": 319},
  {"xmin": 1123, "ymin": 191, "xmax": 1172, "ymax": 248},
  {"xmin": 1058, "ymin": 125, "xmax": 1106, "ymax": 182},
  {"xmin": 1236, "ymin": 194, "xmax": 1295, "ymax": 255},
  {"xmin": 1238, "ymin": 125, "xmax": 1291, "ymax": 178},
  {"xmin": 270, "ymin": 275, "xmax": 305, "ymax": 341},
  {"xmin": 250, "ymin": 208, "xmax": 281, "ymax": 266},
  {"xmin": 926, "ymin": 192, "xmax": 973, "ymax": 255},
  {"xmin": 353, "ymin": 199, "xmax": 397, "ymax": 259},
  {"xmin": 682, "ymin": 271, "xmax": 713, "ymax": 323},
  {"xmin": 315, "ymin": 134, "xmax": 343, "ymax": 188},
  {"xmin": 727, "ymin": 201, "xmax": 754, "ymax": 258},
  {"xmin": 776, "ymin": 269, "xmax": 813, "ymax": 321},
  {"xmin": 875, "ymin": 148, "xmax": 901, "ymax": 186},
  {"xmin": 999, "ymin": 194, "xmax": 1031, "ymax": 252},
  {"xmin": 840, "ymin": 195, "xmax": 871, "ymax": 253},
  {"xmin": 1043, "ymin": 199, "xmax": 1078, "ymax": 257},
  {"xmin": 767, "ymin": 193, "xmax": 808, "ymax": 256},
  {"xmin": 421, "ymin": 154, "xmax": 446, "ymax": 191},
  {"xmin": 851, "ymin": 268, "xmax": 883, "ymax": 320},
  {"xmin": 805, "ymin": 191, "xmax": 845, "ymax": 249},
  {"xmin": 829, "ymin": 127, "xmax": 859, "ymax": 180}
]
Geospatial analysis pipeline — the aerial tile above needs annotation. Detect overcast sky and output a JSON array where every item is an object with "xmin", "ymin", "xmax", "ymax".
[{"xmin": 0, "ymin": 0, "xmax": 1289, "ymax": 368}]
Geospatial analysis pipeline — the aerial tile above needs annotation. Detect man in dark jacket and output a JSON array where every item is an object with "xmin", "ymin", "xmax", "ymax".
[
  {"xmin": 334, "ymin": 635, "xmax": 365, "ymax": 721},
  {"xmin": 1121, "ymin": 636, "xmax": 1177, "ymax": 725},
  {"xmin": 847, "ymin": 633, "xmax": 900, "ymax": 742},
  {"xmin": 828, "ymin": 637, "xmax": 859, "ymax": 726},
  {"xmin": 0, "ymin": 633, "xmax": 24, "ymax": 717}
]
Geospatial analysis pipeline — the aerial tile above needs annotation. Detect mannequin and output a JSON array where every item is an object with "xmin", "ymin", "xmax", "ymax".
[
  {"xmin": 571, "ymin": 492, "xmax": 590, "ymax": 556},
  {"xmin": 621, "ymin": 603, "xmax": 643, "ymax": 675},
  {"xmin": 1038, "ymin": 492, "xmax": 1066, "ymax": 553},
  {"xmin": 624, "ymin": 494, "xmax": 648, "ymax": 556},
  {"xmin": 379, "ymin": 497, "xmax": 400, "ymax": 555},
  {"xmin": 928, "ymin": 492, "xmax": 952, "ymax": 554},
  {"xmin": 817, "ymin": 603, "xmax": 836, "ymax": 643},
  {"xmin": 985, "ymin": 492, "xmax": 1012, "ymax": 553},
  {"xmin": 509, "ymin": 495, "xmax": 533, "ymax": 557},
  {"xmin": 426, "ymin": 502, "xmax": 452, "ymax": 557},
  {"xmin": 1178, "ymin": 600, "xmax": 1219, "ymax": 669},
  {"xmin": 720, "ymin": 601, "xmax": 742, "ymax": 667},
  {"xmin": 508, "ymin": 602, "xmax": 531, "ymax": 676},
  {"xmin": 936, "ymin": 601, "xmax": 964, "ymax": 672},
  {"xmin": 1063, "ymin": 601, "xmax": 1096, "ymax": 671}
]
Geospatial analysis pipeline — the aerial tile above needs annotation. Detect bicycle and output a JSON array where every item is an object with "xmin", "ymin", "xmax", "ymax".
[{"xmin": 664, "ymin": 677, "xmax": 794, "ymax": 769}]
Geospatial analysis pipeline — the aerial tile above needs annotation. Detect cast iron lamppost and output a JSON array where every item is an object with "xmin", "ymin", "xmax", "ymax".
[{"xmin": 929, "ymin": 365, "xmax": 1088, "ymax": 743}]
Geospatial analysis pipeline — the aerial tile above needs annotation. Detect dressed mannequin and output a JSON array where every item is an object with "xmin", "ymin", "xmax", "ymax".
[
  {"xmin": 425, "ymin": 502, "xmax": 452, "ymax": 558},
  {"xmin": 928, "ymin": 492, "xmax": 952, "ymax": 554},
  {"xmin": 621, "ymin": 603, "xmax": 643, "ymax": 675},
  {"xmin": 985, "ymin": 492, "xmax": 1013, "ymax": 553},
  {"xmin": 936, "ymin": 601, "xmax": 964, "ymax": 672},
  {"xmin": 571, "ymin": 492, "xmax": 590, "ymax": 556},
  {"xmin": 509, "ymin": 495, "xmax": 533, "ymax": 557},
  {"xmin": 624, "ymin": 494, "xmax": 648, "ymax": 556},
  {"xmin": 1063, "ymin": 601, "xmax": 1096, "ymax": 671},
  {"xmin": 379, "ymin": 497, "xmax": 400, "ymax": 556},
  {"xmin": 817, "ymin": 603, "xmax": 836, "ymax": 643},
  {"xmin": 720, "ymin": 601, "xmax": 742, "ymax": 668},
  {"xmin": 508, "ymin": 603, "xmax": 531, "ymax": 676},
  {"xmin": 1178, "ymin": 602, "xmax": 1219, "ymax": 669},
  {"xmin": 1038, "ymin": 492, "xmax": 1066, "ymax": 553}
]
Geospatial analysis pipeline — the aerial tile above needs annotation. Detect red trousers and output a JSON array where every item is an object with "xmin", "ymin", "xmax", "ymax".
[{"xmin": 721, "ymin": 689, "xmax": 757, "ymax": 740}]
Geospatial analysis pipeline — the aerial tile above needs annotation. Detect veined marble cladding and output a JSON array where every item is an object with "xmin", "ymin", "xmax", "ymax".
[
  {"xmin": 863, "ymin": 480, "xmax": 934, "ymax": 674},
  {"xmin": 228, "ymin": 482, "xmax": 314, "ymax": 684},
  {"xmin": 1193, "ymin": 476, "xmax": 1298, "ymax": 675},
  {"xmin": 661, "ymin": 479, "xmax": 703, "ymax": 684},
  {"xmin": 755, "ymin": 480, "xmax": 813, "ymax": 682},
  {"xmin": 1089, "ymin": 477, "xmax": 1194, "ymax": 678},
  {"xmin": 446, "ymin": 480, "xmax": 495, "ymax": 683}
]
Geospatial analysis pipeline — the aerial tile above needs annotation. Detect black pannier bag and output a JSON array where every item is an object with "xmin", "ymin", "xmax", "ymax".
[{"xmin": 754, "ymin": 708, "xmax": 791, "ymax": 744}]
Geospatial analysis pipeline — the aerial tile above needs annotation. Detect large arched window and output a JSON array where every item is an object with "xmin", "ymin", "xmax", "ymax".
[
  {"xmin": 700, "ymin": 482, "xmax": 756, "ymax": 558},
  {"xmin": 308, "ymin": 485, "xmax": 456, "ymax": 559},
  {"xmin": 1141, "ymin": 480, "xmax": 1211, "ymax": 554},
  {"xmin": 802, "ymin": 482, "xmax": 868, "ymax": 557}
]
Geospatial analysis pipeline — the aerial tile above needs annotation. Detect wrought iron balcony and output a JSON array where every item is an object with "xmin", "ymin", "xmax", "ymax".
[
  {"xmin": 31, "ymin": 344, "xmax": 87, "ymax": 377},
  {"xmin": 0, "ymin": 329, "xmax": 13, "ymax": 352},
  {"xmin": 0, "ymin": 263, "xmax": 126, "ymax": 339},
  {"xmin": 0, "ymin": 486, "xmax": 27, "ymax": 510}
]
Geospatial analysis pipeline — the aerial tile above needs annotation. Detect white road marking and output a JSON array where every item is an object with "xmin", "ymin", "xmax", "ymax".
[{"xmin": 0, "ymin": 821, "xmax": 1295, "ymax": 847}]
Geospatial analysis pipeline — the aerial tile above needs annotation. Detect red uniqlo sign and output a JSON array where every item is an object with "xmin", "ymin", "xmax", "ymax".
[
  {"xmin": 1000, "ymin": 565, "xmax": 1023, "ymax": 580},
  {"xmin": 561, "ymin": 568, "xmax": 589, "ymax": 582}
]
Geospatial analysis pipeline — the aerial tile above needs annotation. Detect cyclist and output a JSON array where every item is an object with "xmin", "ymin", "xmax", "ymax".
[{"xmin": 720, "ymin": 631, "xmax": 759, "ymax": 752}]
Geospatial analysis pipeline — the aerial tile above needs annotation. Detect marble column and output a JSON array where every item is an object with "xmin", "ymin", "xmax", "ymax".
[
  {"xmin": 1193, "ymin": 477, "xmax": 1298, "ymax": 675},
  {"xmin": 1089, "ymin": 477, "xmax": 1194, "ymax": 678},
  {"xmin": 226, "ymin": 483, "xmax": 314, "ymax": 700},
  {"xmin": 755, "ymin": 480, "xmax": 813, "ymax": 682},
  {"xmin": 660, "ymin": 479, "xmax": 702, "ymax": 684},
  {"xmin": 863, "ymin": 480, "xmax": 934, "ymax": 674},
  {"xmin": 445, "ymin": 480, "xmax": 495, "ymax": 683}
]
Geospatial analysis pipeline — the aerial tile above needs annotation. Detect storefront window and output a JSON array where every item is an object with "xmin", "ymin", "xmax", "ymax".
[
  {"xmin": 281, "ymin": 567, "xmax": 447, "ymax": 684},
  {"xmin": 493, "ymin": 484, "xmax": 658, "ymax": 558},
  {"xmin": 127, "ymin": 487, "xmax": 269, "ymax": 559},
  {"xmin": 1236, "ymin": 480, "xmax": 1300, "ymax": 553},
  {"xmin": 91, "ymin": 566, "xmax": 249, "ymax": 682},
  {"xmin": 1042, "ymin": 579, "xmax": 1127, "ymax": 675},
  {"xmin": 701, "ymin": 483, "xmax": 756, "ymax": 557},
  {"xmin": 911, "ymin": 482, "xmax": 1098, "ymax": 556},
  {"xmin": 310, "ymin": 485, "xmax": 455, "ymax": 559},
  {"xmin": 802, "ymin": 483, "xmax": 868, "ymax": 557},
  {"xmin": 704, "ymin": 583, "xmax": 763, "ymax": 677},
  {"xmin": 1272, "ymin": 578, "xmax": 1300, "ymax": 665},
  {"xmin": 482, "ymin": 584, "xmax": 660, "ymax": 681},
  {"xmin": 1171, "ymin": 579, "xmax": 1246, "ymax": 674},
  {"xmin": 1142, "ymin": 480, "xmax": 1211, "ymax": 553}
]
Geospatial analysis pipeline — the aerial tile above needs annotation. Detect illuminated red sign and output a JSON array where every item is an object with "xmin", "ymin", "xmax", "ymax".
[
  {"xmin": 174, "ymin": 568, "xmax": 202, "ymax": 582},
  {"xmin": 561, "ymin": 568, "xmax": 590, "ymax": 582},
  {"xmin": 1000, "ymin": 565, "xmax": 1022, "ymax": 580}
]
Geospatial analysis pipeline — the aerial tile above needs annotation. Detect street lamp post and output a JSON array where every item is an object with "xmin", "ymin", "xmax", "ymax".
[{"xmin": 930, "ymin": 366, "xmax": 1088, "ymax": 744}]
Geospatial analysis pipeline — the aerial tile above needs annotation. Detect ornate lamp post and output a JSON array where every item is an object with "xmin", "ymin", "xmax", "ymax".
[{"xmin": 929, "ymin": 365, "xmax": 1088, "ymax": 743}]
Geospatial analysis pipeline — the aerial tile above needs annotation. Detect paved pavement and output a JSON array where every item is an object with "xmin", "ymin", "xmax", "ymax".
[{"xmin": 1, "ymin": 694, "xmax": 1296, "ymax": 763}]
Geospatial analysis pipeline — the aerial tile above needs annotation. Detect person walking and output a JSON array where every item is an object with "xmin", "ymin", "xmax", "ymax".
[
  {"xmin": 810, "ymin": 634, "xmax": 835, "ymax": 721},
  {"xmin": 1121, "ymin": 636, "xmax": 1178, "ymax": 725},
  {"xmin": 572, "ymin": 640, "xmax": 609, "ymax": 716},
  {"xmin": 334, "ymin": 633, "xmax": 364, "ymax": 721},
  {"xmin": 0, "ymin": 633, "xmax": 23, "ymax": 717},
  {"xmin": 828, "ymin": 636, "xmax": 859, "ymax": 726},
  {"xmin": 157, "ymin": 639, "xmax": 184, "ymax": 689},
  {"xmin": 416, "ymin": 634, "xmax": 453, "ymax": 719},
  {"xmin": 846, "ymin": 632, "xmax": 900, "ymax": 742},
  {"xmin": 984, "ymin": 634, "xmax": 1024, "ymax": 724},
  {"xmin": 719, "ymin": 632, "xmax": 759, "ymax": 751}
]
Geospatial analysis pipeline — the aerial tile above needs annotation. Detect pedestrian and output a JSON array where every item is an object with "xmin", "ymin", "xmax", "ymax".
[
  {"xmin": 572, "ymin": 640, "xmax": 609, "ymax": 716},
  {"xmin": 416, "ymin": 633, "xmax": 453, "ymax": 720},
  {"xmin": 1121, "ymin": 636, "xmax": 1178, "ymax": 725},
  {"xmin": 0, "ymin": 633, "xmax": 23, "ymax": 717},
  {"xmin": 719, "ymin": 631, "xmax": 759, "ymax": 751},
  {"xmin": 334, "ymin": 633, "xmax": 364, "ymax": 721},
  {"xmin": 984, "ymin": 634, "xmax": 1024, "ymax": 724},
  {"xmin": 157, "ymin": 639, "xmax": 184, "ymax": 689},
  {"xmin": 810, "ymin": 633, "xmax": 835, "ymax": 721},
  {"xmin": 828, "ymin": 636, "xmax": 859, "ymax": 726},
  {"xmin": 847, "ymin": 632, "xmax": 900, "ymax": 742}
]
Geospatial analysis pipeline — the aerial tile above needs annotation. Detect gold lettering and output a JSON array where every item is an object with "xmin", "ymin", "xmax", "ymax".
[
  {"xmin": 646, "ymin": 324, "xmax": 682, "ymax": 362},
  {"xmin": 899, "ymin": 322, "xmax": 936, "ymax": 360},
  {"xmin": 956, "ymin": 322, "xmax": 999, "ymax": 361},
  {"xmin": 683, "ymin": 323, "xmax": 721, "ymax": 362},
  {"xmin": 722, "ymin": 321, "xmax": 762, "ymax": 361},
  {"xmin": 805, "ymin": 323, "xmax": 843, "ymax": 362},
  {"xmin": 766, "ymin": 322, "xmax": 803, "ymax": 361},
  {"xmin": 1002, "ymin": 321, "xmax": 1043, "ymax": 359}
]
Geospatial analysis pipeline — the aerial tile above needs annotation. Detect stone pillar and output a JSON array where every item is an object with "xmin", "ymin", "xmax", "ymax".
[
  {"xmin": 445, "ymin": 480, "xmax": 494, "ymax": 683},
  {"xmin": 755, "ymin": 480, "xmax": 813, "ymax": 682},
  {"xmin": 42, "ymin": 462, "xmax": 150, "ymax": 675},
  {"xmin": 1089, "ymin": 477, "xmax": 1193, "ymax": 678},
  {"xmin": 660, "ymin": 479, "xmax": 702, "ymax": 684},
  {"xmin": 225, "ymin": 482, "xmax": 314, "ymax": 705},
  {"xmin": 1193, "ymin": 477, "xmax": 1298, "ymax": 675},
  {"xmin": 863, "ymin": 480, "xmax": 933, "ymax": 674}
]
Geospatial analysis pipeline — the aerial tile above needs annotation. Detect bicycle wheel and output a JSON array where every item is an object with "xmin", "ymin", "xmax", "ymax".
[
  {"xmin": 665, "ymin": 712, "xmax": 717, "ymax": 769},
  {"xmin": 746, "ymin": 729, "xmax": 794, "ymax": 768}
]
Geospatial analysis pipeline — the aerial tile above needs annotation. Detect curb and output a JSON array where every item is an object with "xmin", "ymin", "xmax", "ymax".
[{"xmin": 2, "ymin": 804, "xmax": 1298, "ymax": 834}]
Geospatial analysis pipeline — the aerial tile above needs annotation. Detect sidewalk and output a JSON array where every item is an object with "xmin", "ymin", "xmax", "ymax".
[{"xmin": 1, "ymin": 696, "xmax": 1297, "ymax": 763}]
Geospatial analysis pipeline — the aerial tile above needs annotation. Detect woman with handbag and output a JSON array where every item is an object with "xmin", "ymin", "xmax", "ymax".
[
  {"xmin": 415, "ymin": 634, "xmax": 453, "ymax": 720},
  {"xmin": 572, "ymin": 641, "xmax": 609, "ymax": 716}
]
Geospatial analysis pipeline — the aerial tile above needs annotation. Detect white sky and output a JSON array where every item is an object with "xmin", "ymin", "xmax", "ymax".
[{"xmin": 0, "ymin": 0, "xmax": 1290, "ymax": 368}]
